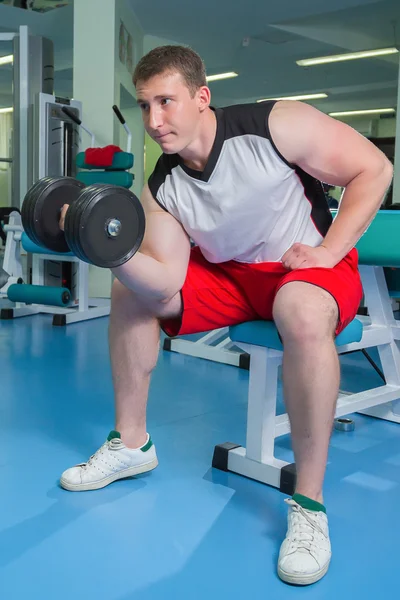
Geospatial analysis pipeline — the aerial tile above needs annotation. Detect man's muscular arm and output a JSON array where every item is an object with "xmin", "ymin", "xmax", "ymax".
[
  {"xmin": 269, "ymin": 100, "xmax": 393, "ymax": 270},
  {"xmin": 111, "ymin": 184, "xmax": 191, "ymax": 300}
]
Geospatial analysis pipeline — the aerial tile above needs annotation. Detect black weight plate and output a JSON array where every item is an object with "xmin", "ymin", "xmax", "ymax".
[
  {"xmin": 71, "ymin": 186, "xmax": 140, "ymax": 266},
  {"xmin": 65, "ymin": 184, "xmax": 124, "ymax": 263},
  {"xmin": 35, "ymin": 178, "xmax": 85, "ymax": 252},
  {"xmin": 33, "ymin": 177, "xmax": 85, "ymax": 253},
  {"xmin": 24, "ymin": 178, "xmax": 66, "ymax": 248},
  {"xmin": 21, "ymin": 177, "xmax": 56, "ymax": 247},
  {"xmin": 74, "ymin": 186, "xmax": 145, "ymax": 267},
  {"xmin": 64, "ymin": 184, "xmax": 104, "ymax": 258},
  {"xmin": 27, "ymin": 180, "xmax": 51, "ymax": 247}
]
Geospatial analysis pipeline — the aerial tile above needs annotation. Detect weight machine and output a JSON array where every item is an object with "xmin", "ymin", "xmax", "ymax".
[{"xmin": 0, "ymin": 26, "xmax": 135, "ymax": 325}]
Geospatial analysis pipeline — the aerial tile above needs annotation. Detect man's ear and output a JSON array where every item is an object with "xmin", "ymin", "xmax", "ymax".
[{"xmin": 197, "ymin": 85, "xmax": 211, "ymax": 112}]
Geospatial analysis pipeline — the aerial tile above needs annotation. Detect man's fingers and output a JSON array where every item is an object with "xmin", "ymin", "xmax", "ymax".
[{"xmin": 59, "ymin": 205, "xmax": 68, "ymax": 231}]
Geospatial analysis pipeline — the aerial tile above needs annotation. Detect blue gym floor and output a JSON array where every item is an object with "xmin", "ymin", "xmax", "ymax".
[{"xmin": 0, "ymin": 314, "xmax": 398, "ymax": 599}]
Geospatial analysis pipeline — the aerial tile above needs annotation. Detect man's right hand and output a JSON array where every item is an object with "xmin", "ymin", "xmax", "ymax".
[{"xmin": 59, "ymin": 204, "xmax": 69, "ymax": 231}]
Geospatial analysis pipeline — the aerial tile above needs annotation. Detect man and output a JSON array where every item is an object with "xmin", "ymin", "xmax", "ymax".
[{"xmin": 60, "ymin": 45, "xmax": 393, "ymax": 585}]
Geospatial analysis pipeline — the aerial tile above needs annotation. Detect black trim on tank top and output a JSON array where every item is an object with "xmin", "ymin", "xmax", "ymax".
[
  {"xmin": 221, "ymin": 100, "xmax": 294, "ymax": 169},
  {"xmin": 148, "ymin": 154, "xmax": 180, "ymax": 212},
  {"xmin": 294, "ymin": 166, "xmax": 332, "ymax": 236},
  {"xmin": 177, "ymin": 107, "xmax": 225, "ymax": 182}
]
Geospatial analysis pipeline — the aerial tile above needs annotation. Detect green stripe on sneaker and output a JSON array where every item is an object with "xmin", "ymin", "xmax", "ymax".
[
  {"xmin": 292, "ymin": 493, "xmax": 326, "ymax": 514},
  {"xmin": 107, "ymin": 430, "xmax": 121, "ymax": 441},
  {"xmin": 141, "ymin": 437, "xmax": 153, "ymax": 452}
]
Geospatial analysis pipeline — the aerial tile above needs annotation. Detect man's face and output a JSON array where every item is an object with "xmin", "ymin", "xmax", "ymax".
[{"xmin": 136, "ymin": 71, "xmax": 205, "ymax": 154}]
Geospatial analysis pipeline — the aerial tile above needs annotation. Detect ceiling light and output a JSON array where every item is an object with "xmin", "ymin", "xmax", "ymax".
[
  {"xmin": 297, "ymin": 47, "xmax": 398, "ymax": 66},
  {"xmin": 206, "ymin": 72, "xmax": 238, "ymax": 82},
  {"xmin": 257, "ymin": 93, "xmax": 328, "ymax": 102},
  {"xmin": 0, "ymin": 55, "xmax": 13, "ymax": 66},
  {"xmin": 329, "ymin": 108, "xmax": 395, "ymax": 117},
  {"xmin": 0, "ymin": 107, "xmax": 13, "ymax": 114}
]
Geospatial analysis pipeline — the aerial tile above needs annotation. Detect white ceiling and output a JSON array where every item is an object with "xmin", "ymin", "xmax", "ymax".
[
  {"xmin": 0, "ymin": 0, "xmax": 399, "ymax": 118},
  {"xmin": 128, "ymin": 0, "xmax": 400, "ymax": 115}
]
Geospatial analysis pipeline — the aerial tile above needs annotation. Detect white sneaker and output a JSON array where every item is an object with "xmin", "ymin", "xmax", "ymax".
[
  {"xmin": 60, "ymin": 430, "xmax": 158, "ymax": 492},
  {"xmin": 278, "ymin": 498, "xmax": 332, "ymax": 585}
]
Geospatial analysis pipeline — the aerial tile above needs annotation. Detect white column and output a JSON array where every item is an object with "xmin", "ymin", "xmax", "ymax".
[
  {"xmin": 73, "ymin": 0, "xmax": 145, "ymax": 298},
  {"xmin": 73, "ymin": 0, "xmax": 116, "ymax": 149}
]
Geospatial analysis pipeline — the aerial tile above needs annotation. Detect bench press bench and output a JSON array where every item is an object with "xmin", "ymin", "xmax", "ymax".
[{"xmin": 212, "ymin": 210, "xmax": 400, "ymax": 494}]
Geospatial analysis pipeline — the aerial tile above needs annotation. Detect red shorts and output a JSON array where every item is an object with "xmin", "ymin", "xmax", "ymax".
[{"xmin": 161, "ymin": 246, "xmax": 363, "ymax": 337}]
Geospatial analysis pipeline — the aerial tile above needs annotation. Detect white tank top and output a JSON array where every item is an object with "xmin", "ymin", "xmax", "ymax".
[{"xmin": 148, "ymin": 101, "xmax": 332, "ymax": 264}]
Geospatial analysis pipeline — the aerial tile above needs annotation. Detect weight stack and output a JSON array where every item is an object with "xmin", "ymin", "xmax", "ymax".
[{"xmin": 7, "ymin": 284, "xmax": 71, "ymax": 307}]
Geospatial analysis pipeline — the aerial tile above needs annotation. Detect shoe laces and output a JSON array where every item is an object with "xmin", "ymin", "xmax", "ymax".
[
  {"xmin": 285, "ymin": 498, "xmax": 327, "ymax": 553},
  {"xmin": 82, "ymin": 438, "xmax": 124, "ymax": 470}
]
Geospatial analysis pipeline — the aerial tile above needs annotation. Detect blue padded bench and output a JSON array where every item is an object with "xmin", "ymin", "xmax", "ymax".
[{"xmin": 229, "ymin": 318, "xmax": 363, "ymax": 351}]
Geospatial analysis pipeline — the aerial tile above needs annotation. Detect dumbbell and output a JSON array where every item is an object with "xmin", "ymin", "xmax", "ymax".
[{"xmin": 21, "ymin": 176, "xmax": 145, "ymax": 268}]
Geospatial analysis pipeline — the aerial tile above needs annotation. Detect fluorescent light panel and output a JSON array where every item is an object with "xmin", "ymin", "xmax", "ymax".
[
  {"xmin": 257, "ymin": 93, "xmax": 328, "ymax": 102},
  {"xmin": 297, "ymin": 47, "xmax": 398, "ymax": 66},
  {"xmin": 0, "ymin": 107, "xmax": 13, "ymax": 114},
  {"xmin": 329, "ymin": 108, "xmax": 395, "ymax": 117},
  {"xmin": 0, "ymin": 55, "xmax": 13, "ymax": 66},
  {"xmin": 206, "ymin": 71, "xmax": 238, "ymax": 82}
]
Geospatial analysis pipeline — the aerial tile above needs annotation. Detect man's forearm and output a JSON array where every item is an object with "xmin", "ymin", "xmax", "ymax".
[
  {"xmin": 112, "ymin": 251, "xmax": 184, "ymax": 301},
  {"xmin": 321, "ymin": 163, "xmax": 393, "ymax": 264}
]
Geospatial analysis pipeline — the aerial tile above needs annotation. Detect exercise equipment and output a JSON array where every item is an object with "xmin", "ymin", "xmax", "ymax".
[
  {"xmin": 64, "ymin": 104, "xmax": 134, "ymax": 188},
  {"xmin": 21, "ymin": 176, "xmax": 145, "ymax": 268},
  {"xmin": 334, "ymin": 417, "xmax": 355, "ymax": 432},
  {"xmin": 0, "ymin": 26, "xmax": 113, "ymax": 325},
  {"xmin": 35, "ymin": 93, "xmax": 81, "ymax": 182},
  {"xmin": 0, "ymin": 205, "xmax": 110, "ymax": 325},
  {"xmin": 21, "ymin": 176, "xmax": 85, "ymax": 253},
  {"xmin": 0, "ymin": 210, "xmax": 24, "ymax": 296},
  {"xmin": 163, "ymin": 328, "xmax": 250, "ymax": 369},
  {"xmin": 0, "ymin": 268, "xmax": 10, "ymax": 290},
  {"xmin": 212, "ymin": 210, "xmax": 400, "ymax": 495},
  {"xmin": 7, "ymin": 283, "xmax": 71, "ymax": 307}
]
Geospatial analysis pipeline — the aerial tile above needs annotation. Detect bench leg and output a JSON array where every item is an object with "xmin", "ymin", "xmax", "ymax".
[
  {"xmin": 359, "ymin": 265, "xmax": 400, "ymax": 420},
  {"xmin": 212, "ymin": 344, "xmax": 296, "ymax": 494}
]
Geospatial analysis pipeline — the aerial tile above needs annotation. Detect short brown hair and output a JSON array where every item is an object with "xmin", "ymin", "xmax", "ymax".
[{"xmin": 133, "ymin": 45, "xmax": 207, "ymax": 97}]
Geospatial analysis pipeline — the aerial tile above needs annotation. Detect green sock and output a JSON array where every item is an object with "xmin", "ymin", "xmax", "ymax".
[{"xmin": 292, "ymin": 493, "xmax": 326, "ymax": 514}]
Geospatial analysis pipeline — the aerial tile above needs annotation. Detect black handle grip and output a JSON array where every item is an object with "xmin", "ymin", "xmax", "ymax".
[
  {"xmin": 62, "ymin": 106, "xmax": 82, "ymax": 126},
  {"xmin": 112, "ymin": 105, "xmax": 126, "ymax": 125}
]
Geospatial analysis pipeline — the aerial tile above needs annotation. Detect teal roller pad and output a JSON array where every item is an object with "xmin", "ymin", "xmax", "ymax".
[
  {"xmin": 356, "ymin": 211, "xmax": 400, "ymax": 267},
  {"xmin": 7, "ymin": 284, "xmax": 72, "ymax": 307},
  {"xmin": 76, "ymin": 151, "xmax": 134, "ymax": 171},
  {"xmin": 76, "ymin": 171, "xmax": 134, "ymax": 188},
  {"xmin": 331, "ymin": 210, "xmax": 400, "ymax": 267},
  {"xmin": 21, "ymin": 232, "xmax": 74, "ymax": 257}
]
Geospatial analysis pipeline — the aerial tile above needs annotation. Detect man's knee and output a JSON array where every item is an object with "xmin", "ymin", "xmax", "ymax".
[{"xmin": 272, "ymin": 281, "xmax": 338, "ymax": 344}]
